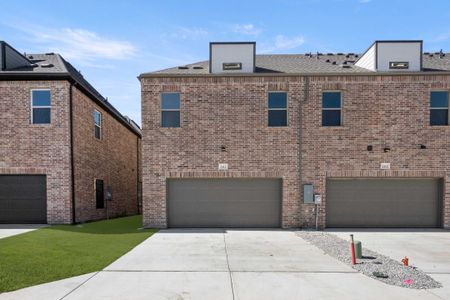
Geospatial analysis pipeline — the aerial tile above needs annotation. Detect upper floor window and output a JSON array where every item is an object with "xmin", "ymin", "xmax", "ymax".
[
  {"xmin": 95, "ymin": 179, "xmax": 104, "ymax": 209},
  {"xmin": 31, "ymin": 90, "xmax": 51, "ymax": 124},
  {"xmin": 94, "ymin": 110, "xmax": 102, "ymax": 139},
  {"xmin": 161, "ymin": 93, "xmax": 180, "ymax": 127},
  {"xmin": 268, "ymin": 92, "xmax": 287, "ymax": 127},
  {"xmin": 322, "ymin": 91, "xmax": 342, "ymax": 126},
  {"xmin": 430, "ymin": 91, "xmax": 449, "ymax": 126}
]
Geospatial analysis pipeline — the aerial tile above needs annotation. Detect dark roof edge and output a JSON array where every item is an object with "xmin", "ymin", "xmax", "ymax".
[
  {"xmin": 139, "ymin": 70, "xmax": 450, "ymax": 79},
  {"xmin": 209, "ymin": 41, "xmax": 256, "ymax": 45},
  {"xmin": 0, "ymin": 41, "xmax": 33, "ymax": 65},
  {"xmin": 0, "ymin": 73, "xmax": 141, "ymax": 137},
  {"xmin": 375, "ymin": 40, "xmax": 423, "ymax": 43}
]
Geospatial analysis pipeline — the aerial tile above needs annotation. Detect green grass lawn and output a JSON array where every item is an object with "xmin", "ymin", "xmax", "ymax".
[{"xmin": 0, "ymin": 215, "xmax": 157, "ymax": 293}]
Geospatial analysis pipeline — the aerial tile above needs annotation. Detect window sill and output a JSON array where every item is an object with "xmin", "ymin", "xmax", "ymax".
[
  {"xmin": 319, "ymin": 126, "xmax": 348, "ymax": 129},
  {"xmin": 30, "ymin": 123, "xmax": 52, "ymax": 127}
]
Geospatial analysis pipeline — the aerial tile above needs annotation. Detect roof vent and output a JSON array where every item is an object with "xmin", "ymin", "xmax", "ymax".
[
  {"xmin": 327, "ymin": 53, "xmax": 334, "ymax": 55},
  {"xmin": 28, "ymin": 55, "xmax": 34, "ymax": 59},
  {"xmin": 45, "ymin": 52, "xmax": 54, "ymax": 55},
  {"xmin": 341, "ymin": 65, "xmax": 351, "ymax": 69},
  {"xmin": 178, "ymin": 66, "xmax": 189, "ymax": 69},
  {"xmin": 30, "ymin": 63, "xmax": 38, "ymax": 67},
  {"xmin": 337, "ymin": 53, "xmax": 344, "ymax": 55},
  {"xmin": 325, "ymin": 59, "xmax": 331, "ymax": 63},
  {"xmin": 40, "ymin": 63, "xmax": 54, "ymax": 68},
  {"xmin": 192, "ymin": 65, "xmax": 203, "ymax": 69},
  {"xmin": 332, "ymin": 61, "xmax": 337, "ymax": 65}
]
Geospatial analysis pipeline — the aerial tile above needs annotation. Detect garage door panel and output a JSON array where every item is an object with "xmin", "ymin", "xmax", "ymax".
[
  {"xmin": 326, "ymin": 179, "xmax": 441, "ymax": 228},
  {"xmin": 168, "ymin": 178, "xmax": 281, "ymax": 228},
  {"xmin": 0, "ymin": 175, "xmax": 47, "ymax": 224}
]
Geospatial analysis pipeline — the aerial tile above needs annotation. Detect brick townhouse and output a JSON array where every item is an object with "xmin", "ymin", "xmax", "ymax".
[
  {"xmin": 0, "ymin": 41, "xmax": 141, "ymax": 224},
  {"xmin": 141, "ymin": 40, "xmax": 450, "ymax": 229}
]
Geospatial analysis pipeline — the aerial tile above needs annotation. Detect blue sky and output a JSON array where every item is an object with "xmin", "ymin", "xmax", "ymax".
[{"xmin": 2, "ymin": 0, "xmax": 450, "ymax": 125}]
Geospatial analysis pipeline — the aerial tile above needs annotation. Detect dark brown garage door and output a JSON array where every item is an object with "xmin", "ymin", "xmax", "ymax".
[
  {"xmin": 167, "ymin": 178, "xmax": 281, "ymax": 228},
  {"xmin": 0, "ymin": 175, "xmax": 47, "ymax": 224},
  {"xmin": 326, "ymin": 178, "xmax": 441, "ymax": 228}
]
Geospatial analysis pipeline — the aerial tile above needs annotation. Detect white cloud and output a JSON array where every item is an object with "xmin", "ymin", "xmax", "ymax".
[
  {"xmin": 232, "ymin": 23, "xmax": 262, "ymax": 36},
  {"xmin": 29, "ymin": 28, "xmax": 137, "ymax": 64},
  {"xmin": 259, "ymin": 35, "xmax": 306, "ymax": 53},
  {"xmin": 166, "ymin": 26, "xmax": 208, "ymax": 40},
  {"xmin": 433, "ymin": 31, "xmax": 450, "ymax": 42},
  {"xmin": 274, "ymin": 35, "xmax": 305, "ymax": 50}
]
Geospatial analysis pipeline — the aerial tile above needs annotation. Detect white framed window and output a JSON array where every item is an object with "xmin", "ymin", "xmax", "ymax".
[
  {"xmin": 31, "ymin": 89, "xmax": 51, "ymax": 124},
  {"xmin": 94, "ymin": 110, "xmax": 102, "ymax": 139}
]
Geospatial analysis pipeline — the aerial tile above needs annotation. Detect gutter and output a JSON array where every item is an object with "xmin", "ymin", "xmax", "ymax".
[
  {"xmin": 69, "ymin": 83, "xmax": 76, "ymax": 224},
  {"xmin": 138, "ymin": 70, "xmax": 450, "ymax": 79}
]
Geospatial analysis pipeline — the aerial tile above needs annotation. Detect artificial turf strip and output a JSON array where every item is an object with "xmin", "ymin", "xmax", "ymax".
[{"xmin": 0, "ymin": 215, "xmax": 157, "ymax": 293}]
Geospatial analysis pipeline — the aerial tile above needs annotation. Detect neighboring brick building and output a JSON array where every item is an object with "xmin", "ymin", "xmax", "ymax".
[
  {"xmin": 141, "ymin": 40, "xmax": 450, "ymax": 229},
  {"xmin": 0, "ymin": 41, "xmax": 141, "ymax": 224}
]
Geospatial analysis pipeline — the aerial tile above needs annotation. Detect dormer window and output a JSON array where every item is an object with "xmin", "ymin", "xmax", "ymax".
[
  {"xmin": 389, "ymin": 62, "xmax": 409, "ymax": 69},
  {"xmin": 223, "ymin": 63, "xmax": 242, "ymax": 70}
]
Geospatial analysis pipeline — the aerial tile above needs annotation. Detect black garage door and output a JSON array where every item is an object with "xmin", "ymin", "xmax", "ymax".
[
  {"xmin": 326, "ymin": 178, "xmax": 441, "ymax": 228},
  {"xmin": 167, "ymin": 178, "xmax": 281, "ymax": 228},
  {"xmin": 0, "ymin": 175, "xmax": 47, "ymax": 223}
]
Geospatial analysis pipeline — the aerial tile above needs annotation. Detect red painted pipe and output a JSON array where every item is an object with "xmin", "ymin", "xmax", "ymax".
[{"xmin": 350, "ymin": 234, "xmax": 356, "ymax": 265}]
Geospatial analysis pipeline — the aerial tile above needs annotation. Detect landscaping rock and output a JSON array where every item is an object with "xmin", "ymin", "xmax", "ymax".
[{"xmin": 297, "ymin": 231, "xmax": 442, "ymax": 289}]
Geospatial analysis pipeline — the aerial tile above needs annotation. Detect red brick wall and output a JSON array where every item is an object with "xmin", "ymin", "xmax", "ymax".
[
  {"xmin": 72, "ymin": 87, "xmax": 140, "ymax": 222},
  {"xmin": 141, "ymin": 76, "xmax": 303, "ymax": 228},
  {"xmin": 142, "ymin": 74, "xmax": 450, "ymax": 229},
  {"xmin": 302, "ymin": 75, "xmax": 450, "ymax": 229},
  {"xmin": 0, "ymin": 80, "xmax": 73, "ymax": 224}
]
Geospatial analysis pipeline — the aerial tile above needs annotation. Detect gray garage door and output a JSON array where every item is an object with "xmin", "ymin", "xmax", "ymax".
[
  {"xmin": 326, "ymin": 178, "xmax": 441, "ymax": 228},
  {"xmin": 0, "ymin": 175, "xmax": 47, "ymax": 224},
  {"xmin": 168, "ymin": 178, "xmax": 281, "ymax": 228}
]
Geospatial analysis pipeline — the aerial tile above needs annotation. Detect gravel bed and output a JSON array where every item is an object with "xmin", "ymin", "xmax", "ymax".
[{"xmin": 297, "ymin": 231, "xmax": 441, "ymax": 289}]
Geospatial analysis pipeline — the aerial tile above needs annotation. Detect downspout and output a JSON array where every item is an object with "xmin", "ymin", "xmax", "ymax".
[
  {"xmin": 300, "ymin": 76, "xmax": 309, "ymax": 227},
  {"xmin": 69, "ymin": 83, "xmax": 76, "ymax": 224},
  {"xmin": 136, "ymin": 135, "xmax": 140, "ymax": 214}
]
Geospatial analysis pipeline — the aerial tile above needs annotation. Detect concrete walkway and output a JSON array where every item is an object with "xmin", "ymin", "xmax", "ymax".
[
  {"xmin": 1, "ymin": 229, "xmax": 449, "ymax": 299},
  {"xmin": 0, "ymin": 224, "xmax": 46, "ymax": 239}
]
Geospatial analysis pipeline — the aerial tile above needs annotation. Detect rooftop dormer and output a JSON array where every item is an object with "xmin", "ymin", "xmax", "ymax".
[
  {"xmin": 209, "ymin": 42, "xmax": 255, "ymax": 74},
  {"xmin": 355, "ymin": 40, "xmax": 423, "ymax": 72},
  {"xmin": 0, "ymin": 41, "xmax": 33, "ymax": 71}
]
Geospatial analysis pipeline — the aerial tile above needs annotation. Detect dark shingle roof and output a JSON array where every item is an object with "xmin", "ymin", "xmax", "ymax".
[
  {"xmin": 142, "ymin": 53, "xmax": 450, "ymax": 76},
  {"xmin": 0, "ymin": 42, "xmax": 140, "ymax": 136}
]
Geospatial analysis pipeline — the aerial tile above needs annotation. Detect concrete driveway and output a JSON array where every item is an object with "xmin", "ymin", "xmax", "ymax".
[
  {"xmin": 2, "ymin": 229, "xmax": 449, "ymax": 300},
  {"xmin": 0, "ymin": 224, "xmax": 46, "ymax": 239}
]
